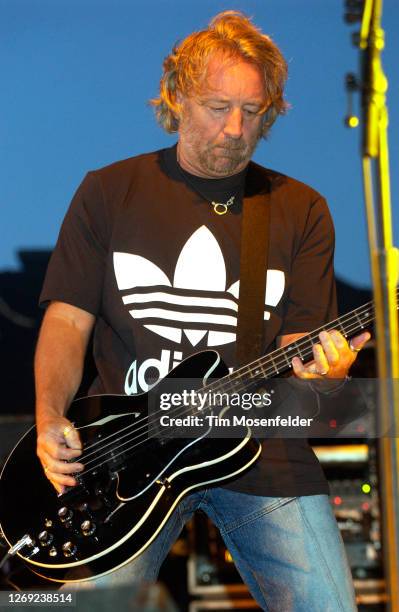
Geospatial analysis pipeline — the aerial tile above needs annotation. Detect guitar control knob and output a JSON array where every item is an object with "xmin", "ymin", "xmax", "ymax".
[
  {"xmin": 58, "ymin": 507, "xmax": 73, "ymax": 522},
  {"xmin": 62, "ymin": 541, "xmax": 77, "ymax": 557},
  {"xmin": 44, "ymin": 518, "xmax": 53, "ymax": 528},
  {"xmin": 38, "ymin": 531, "xmax": 54, "ymax": 547},
  {"xmin": 81, "ymin": 520, "xmax": 96, "ymax": 536},
  {"xmin": 49, "ymin": 547, "xmax": 58, "ymax": 557}
]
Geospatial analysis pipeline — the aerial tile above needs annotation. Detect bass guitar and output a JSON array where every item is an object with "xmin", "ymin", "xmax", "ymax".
[{"xmin": 0, "ymin": 297, "xmax": 375, "ymax": 583}]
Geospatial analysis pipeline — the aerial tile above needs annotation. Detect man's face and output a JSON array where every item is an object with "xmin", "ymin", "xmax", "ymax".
[{"xmin": 177, "ymin": 55, "xmax": 268, "ymax": 178}]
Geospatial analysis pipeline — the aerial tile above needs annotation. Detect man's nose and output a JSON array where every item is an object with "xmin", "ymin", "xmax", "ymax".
[{"xmin": 223, "ymin": 108, "xmax": 243, "ymax": 139}]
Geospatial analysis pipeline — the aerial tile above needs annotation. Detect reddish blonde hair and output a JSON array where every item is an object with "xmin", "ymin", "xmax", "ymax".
[{"xmin": 151, "ymin": 11, "xmax": 288, "ymax": 137}]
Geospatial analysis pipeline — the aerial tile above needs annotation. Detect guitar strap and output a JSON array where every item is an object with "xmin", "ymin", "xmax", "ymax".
[{"xmin": 236, "ymin": 164, "xmax": 271, "ymax": 367}]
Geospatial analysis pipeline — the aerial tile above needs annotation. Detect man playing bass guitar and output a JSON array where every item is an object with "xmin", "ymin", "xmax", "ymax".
[{"xmin": 35, "ymin": 11, "xmax": 369, "ymax": 610}]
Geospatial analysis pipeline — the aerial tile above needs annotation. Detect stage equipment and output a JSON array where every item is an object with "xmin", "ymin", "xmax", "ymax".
[{"xmin": 344, "ymin": 1, "xmax": 399, "ymax": 608}]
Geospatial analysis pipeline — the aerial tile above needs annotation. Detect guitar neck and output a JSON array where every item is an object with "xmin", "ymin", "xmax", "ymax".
[{"xmin": 210, "ymin": 297, "xmax": 379, "ymax": 395}]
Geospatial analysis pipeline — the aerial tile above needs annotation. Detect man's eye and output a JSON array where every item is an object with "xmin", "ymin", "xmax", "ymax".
[
  {"xmin": 210, "ymin": 106, "xmax": 228, "ymax": 112},
  {"xmin": 244, "ymin": 109, "xmax": 257, "ymax": 115}
]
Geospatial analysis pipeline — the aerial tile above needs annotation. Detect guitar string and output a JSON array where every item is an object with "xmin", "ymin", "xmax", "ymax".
[
  {"xmin": 73, "ymin": 311, "xmax": 374, "ymax": 476},
  {"xmin": 70, "ymin": 305, "xmax": 374, "ymax": 466},
  {"xmin": 74, "ymin": 298, "xmax": 376, "ymax": 463},
  {"xmin": 71, "ymin": 307, "xmax": 375, "ymax": 469},
  {"xmin": 74, "ymin": 315, "xmax": 374, "ymax": 483},
  {"xmin": 71, "ymin": 314, "xmax": 375, "ymax": 479}
]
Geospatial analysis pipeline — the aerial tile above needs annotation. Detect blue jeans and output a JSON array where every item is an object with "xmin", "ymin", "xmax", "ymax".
[{"xmin": 71, "ymin": 490, "xmax": 357, "ymax": 611}]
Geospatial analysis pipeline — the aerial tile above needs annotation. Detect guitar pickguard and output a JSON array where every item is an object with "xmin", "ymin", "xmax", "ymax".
[{"xmin": 114, "ymin": 420, "xmax": 213, "ymax": 501}]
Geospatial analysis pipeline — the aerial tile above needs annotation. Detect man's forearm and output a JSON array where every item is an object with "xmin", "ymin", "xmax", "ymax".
[{"xmin": 35, "ymin": 303, "xmax": 95, "ymax": 426}]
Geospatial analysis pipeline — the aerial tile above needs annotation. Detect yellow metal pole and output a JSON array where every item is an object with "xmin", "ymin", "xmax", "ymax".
[{"xmin": 360, "ymin": 1, "xmax": 399, "ymax": 608}]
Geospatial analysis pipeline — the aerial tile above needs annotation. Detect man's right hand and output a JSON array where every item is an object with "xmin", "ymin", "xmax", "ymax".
[
  {"xmin": 34, "ymin": 302, "xmax": 95, "ymax": 494},
  {"xmin": 36, "ymin": 415, "xmax": 84, "ymax": 494}
]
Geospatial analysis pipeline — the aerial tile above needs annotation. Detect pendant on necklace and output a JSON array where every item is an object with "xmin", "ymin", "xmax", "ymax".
[{"xmin": 211, "ymin": 196, "xmax": 235, "ymax": 215}]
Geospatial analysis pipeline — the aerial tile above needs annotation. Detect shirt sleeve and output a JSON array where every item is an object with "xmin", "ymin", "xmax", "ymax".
[
  {"xmin": 39, "ymin": 171, "xmax": 110, "ymax": 315},
  {"xmin": 279, "ymin": 196, "xmax": 338, "ymax": 335}
]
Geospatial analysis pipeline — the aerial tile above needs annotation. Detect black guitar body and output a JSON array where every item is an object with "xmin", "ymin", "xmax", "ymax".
[{"xmin": 0, "ymin": 350, "xmax": 261, "ymax": 583}]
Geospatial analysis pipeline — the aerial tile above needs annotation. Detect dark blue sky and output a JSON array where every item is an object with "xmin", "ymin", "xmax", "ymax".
[{"xmin": 1, "ymin": 0, "xmax": 398, "ymax": 288}]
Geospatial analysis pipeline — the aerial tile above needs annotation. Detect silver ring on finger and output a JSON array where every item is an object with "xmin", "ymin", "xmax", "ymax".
[
  {"xmin": 63, "ymin": 425, "xmax": 74, "ymax": 438},
  {"xmin": 318, "ymin": 369, "xmax": 329, "ymax": 376},
  {"xmin": 349, "ymin": 341, "xmax": 361, "ymax": 353}
]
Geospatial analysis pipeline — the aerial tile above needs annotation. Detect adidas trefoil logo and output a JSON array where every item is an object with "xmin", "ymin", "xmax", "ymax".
[{"xmin": 113, "ymin": 226, "xmax": 285, "ymax": 348}]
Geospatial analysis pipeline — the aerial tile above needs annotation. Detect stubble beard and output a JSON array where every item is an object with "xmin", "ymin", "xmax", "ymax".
[
  {"xmin": 198, "ymin": 139, "xmax": 257, "ymax": 176},
  {"xmin": 179, "ymin": 117, "xmax": 263, "ymax": 177}
]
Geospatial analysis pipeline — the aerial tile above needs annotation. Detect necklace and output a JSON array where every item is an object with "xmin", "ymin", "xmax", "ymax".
[
  {"xmin": 180, "ymin": 174, "xmax": 238, "ymax": 216},
  {"xmin": 176, "ymin": 150, "xmax": 239, "ymax": 216},
  {"xmin": 211, "ymin": 196, "xmax": 236, "ymax": 215}
]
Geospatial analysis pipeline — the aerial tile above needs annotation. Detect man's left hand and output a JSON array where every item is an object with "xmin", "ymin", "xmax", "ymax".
[{"xmin": 292, "ymin": 330, "xmax": 371, "ymax": 380}]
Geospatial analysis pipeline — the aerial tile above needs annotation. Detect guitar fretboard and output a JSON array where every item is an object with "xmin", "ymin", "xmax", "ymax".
[{"xmin": 205, "ymin": 293, "xmax": 385, "ymax": 397}]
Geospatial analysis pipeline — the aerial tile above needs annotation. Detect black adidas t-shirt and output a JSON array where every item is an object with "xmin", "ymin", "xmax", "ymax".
[{"xmin": 40, "ymin": 145, "xmax": 337, "ymax": 497}]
